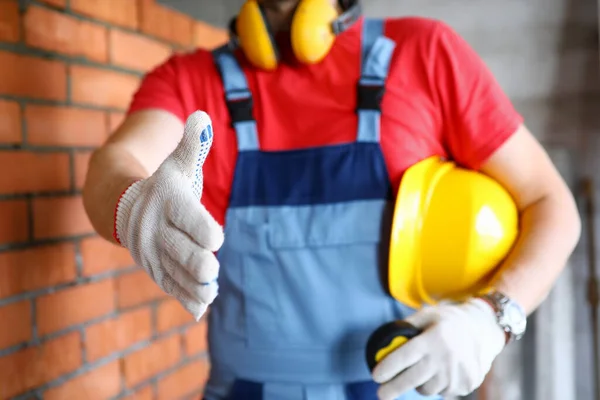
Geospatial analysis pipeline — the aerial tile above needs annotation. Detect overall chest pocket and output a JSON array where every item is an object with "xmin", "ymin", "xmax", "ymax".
[{"xmin": 242, "ymin": 200, "xmax": 398, "ymax": 351}]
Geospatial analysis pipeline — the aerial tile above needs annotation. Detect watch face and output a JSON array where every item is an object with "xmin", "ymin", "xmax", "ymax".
[{"xmin": 501, "ymin": 301, "xmax": 527, "ymax": 336}]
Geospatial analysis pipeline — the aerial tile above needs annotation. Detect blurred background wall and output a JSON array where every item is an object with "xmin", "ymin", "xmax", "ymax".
[{"xmin": 0, "ymin": 0, "xmax": 598, "ymax": 399}]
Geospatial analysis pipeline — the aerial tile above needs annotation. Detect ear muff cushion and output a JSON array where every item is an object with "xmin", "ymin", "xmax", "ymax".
[
  {"xmin": 291, "ymin": 0, "xmax": 339, "ymax": 64},
  {"xmin": 236, "ymin": 0, "xmax": 279, "ymax": 70}
]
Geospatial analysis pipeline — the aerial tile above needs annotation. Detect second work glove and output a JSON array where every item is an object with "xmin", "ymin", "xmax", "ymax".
[
  {"xmin": 114, "ymin": 111, "xmax": 224, "ymax": 320},
  {"xmin": 372, "ymin": 299, "xmax": 506, "ymax": 399}
]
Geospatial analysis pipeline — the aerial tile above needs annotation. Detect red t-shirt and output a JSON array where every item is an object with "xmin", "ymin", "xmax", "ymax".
[{"xmin": 127, "ymin": 17, "xmax": 523, "ymax": 226}]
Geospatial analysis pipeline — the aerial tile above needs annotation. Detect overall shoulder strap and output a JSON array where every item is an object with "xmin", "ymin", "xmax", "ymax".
[
  {"xmin": 212, "ymin": 45, "xmax": 259, "ymax": 151},
  {"xmin": 356, "ymin": 18, "xmax": 397, "ymax": 143}
]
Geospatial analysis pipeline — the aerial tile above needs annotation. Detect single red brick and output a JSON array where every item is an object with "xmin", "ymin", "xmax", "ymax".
[
  {"xmin": 0, "ymin": 51, "xmax": 67, "ymax": 101},
  {"xmin": 122, "ymin": 334, "xmax": 181, "ymax": 387},
  {"xmin": 0, "ymin": 0, "xmax": 20, "ymax": 43},
  {"xmin": 0, "ymin": 151, "xmax": 70, "ymax": 194},
  {"xmin": 81, "ymin": 236, "xmax": 134, "ymax": 276},
  {"xmin": 70, "ymin": 0, "xmax": 138, "ymax": 29},
  {"xmin": 138, "ymin": 0, "xmax": 193, "ymax": 46},
  {"xmin": 110, "ymin": 28, "xmax": 172, "ymax": 72},
  {"xmin": 0, "ymin": 300, "xmax": 32, "ymax": 349},
  {"xmin": 0, "ymin": 243, "xmax": 77, "ymax": 300},
  {"xmin": 85, "ymin": 307, "xmax": 152, "ymax": 362},
  {"xmin": 23, "ymin": 5, "xmax": 108, "ymax": 62},
  {"xmin": 36, "ymin": 279, "xmax": 116, "ymax": 336},
  {"xmin": 0, "ymin": 99, "xmax": 22, "ymax": 144},
  {"xmin": 70, "ymin": 65, "xmax": 140, "ymax": 109},
  {"xmin": 0, "ymin": 200, "xmax": 28, "ymax": 245},
  {"xmin": 32, "ymin": 196, "xmax": 94, "ymax": 239},
  {"xmin": 25, "ymin": 105, "xmax": 107, "ymax": 147},
  {"xmin": 116, "ymin": 269, "xmax": 167, "ymax": 309}
]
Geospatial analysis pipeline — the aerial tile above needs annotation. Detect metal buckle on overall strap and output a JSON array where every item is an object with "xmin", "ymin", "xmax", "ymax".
[
  {"xmin": 356, "ymin": 78, "xmax": 385, "ymax": 112},
  {"xmin": 225, "ymin": 89, "xmax": 254, "ymax": 126}
]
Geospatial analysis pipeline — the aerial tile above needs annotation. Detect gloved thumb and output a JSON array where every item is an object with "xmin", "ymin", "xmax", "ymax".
[{"xmin": 168, "ymin": 110, "xmax": 214, "ymax": 198}]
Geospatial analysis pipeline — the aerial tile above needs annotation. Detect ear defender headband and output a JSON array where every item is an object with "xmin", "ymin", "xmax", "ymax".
[{"xmin": 230, "ymin": 0, "xmax": 362, "ymax": 70}]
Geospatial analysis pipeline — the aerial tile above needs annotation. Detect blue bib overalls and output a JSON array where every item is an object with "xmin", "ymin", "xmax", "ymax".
[{"xmin": 203, "ymin": 18, "xmax": 439, "ymax": 400}]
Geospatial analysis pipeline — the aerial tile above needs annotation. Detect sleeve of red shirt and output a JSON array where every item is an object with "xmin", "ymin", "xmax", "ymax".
[
  {"xmin": 431, "ymin": 22, "xmax": 524, "ymax": 170},
  {"xmin": 126, "ymin": 54, "xmax": 187, "ymax": 123}
]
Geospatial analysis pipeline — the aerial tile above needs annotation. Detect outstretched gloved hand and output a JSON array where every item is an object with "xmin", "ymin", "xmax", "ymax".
[
  {"xmin": 114, "ymin": 110, "xmax": 224, "ymax": 321},
  {"xmin": 372, "ymin": 299, "xmax": 506, "ymax": 400}
]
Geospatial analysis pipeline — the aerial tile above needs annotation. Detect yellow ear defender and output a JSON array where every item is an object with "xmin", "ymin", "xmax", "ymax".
[
  {"xmin": 290, "ymin": 0, "xmax": 340, "ymax": 64},
  {"xmin": 234, "ymin": 0, "xmax": 280, "ymax": 70},
  {"xmin": 230, "ymin": 0, "xmax": 362, "ymax": 70}
]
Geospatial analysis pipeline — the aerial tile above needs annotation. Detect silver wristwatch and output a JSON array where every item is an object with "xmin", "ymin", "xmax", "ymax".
[{"xmin": 478, "ymin": 291, "xmax": 527, "ymax": 343}]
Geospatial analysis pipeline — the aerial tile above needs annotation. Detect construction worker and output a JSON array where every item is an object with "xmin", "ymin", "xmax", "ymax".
[{"xmin": 82, "ymin": 0, "xmax": 581, "ymax": 399}]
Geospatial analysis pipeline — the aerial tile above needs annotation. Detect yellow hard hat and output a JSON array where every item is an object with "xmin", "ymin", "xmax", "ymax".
[{"xmin": 388, "ymin": 156, "xmax": 519, "ymax": 309}]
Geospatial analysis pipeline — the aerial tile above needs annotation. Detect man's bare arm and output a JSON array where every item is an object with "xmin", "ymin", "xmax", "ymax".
[
  {"xmin": 480, "ymin": 124, "xmax": 582, "ymax": 314},
  {"xmin": 83, "ymin": 109, "xmax": 184, "ymax": 242}
]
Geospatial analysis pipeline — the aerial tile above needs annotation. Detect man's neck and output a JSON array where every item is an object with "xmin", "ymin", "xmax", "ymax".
[{"xmin": 260, "ymin": 0, "xmax": 341, "ymax": 32}]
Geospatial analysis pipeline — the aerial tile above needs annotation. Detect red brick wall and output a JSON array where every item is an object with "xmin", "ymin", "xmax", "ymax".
[{"xmin": 0, "ymin": 0, "xmax": 228, "ymax": 398}]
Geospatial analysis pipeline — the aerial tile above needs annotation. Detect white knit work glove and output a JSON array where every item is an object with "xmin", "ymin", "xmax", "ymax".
[
  {"xmin": 372, "ymin": 299, "xmax": 506, "ymax": 399},
  {"xmin": 114, "ymin": 111, "xmax": 224, "ymax": 321}
]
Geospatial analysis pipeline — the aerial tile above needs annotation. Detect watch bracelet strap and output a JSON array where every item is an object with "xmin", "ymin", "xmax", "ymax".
[{"xmin": 477, "ymin": 294, "xmax": 513, "ymax": 345}]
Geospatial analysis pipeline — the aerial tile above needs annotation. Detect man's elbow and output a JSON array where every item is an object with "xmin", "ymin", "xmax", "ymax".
[
  {"xmin": 547, "ymin": 180, "xmax": 582, "ymax": 252},
  {"xmin": 82, "ymin": 145, "xmax": 118, "ymax": 205},
  {"xmin": 568, "ymin": 193, "xmax": 582, "ymax": 250},
  {"xmin": 566, "ymin": 199, "xmax": 582, "ymax": 252}
]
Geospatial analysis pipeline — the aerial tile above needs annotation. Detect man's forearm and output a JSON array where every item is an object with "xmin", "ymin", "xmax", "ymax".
[
  {"xmin": 83, "ymin": 144, "xmax": 149, "ymax": 243},
  {"xmin": 490, "ymin": 191, "xmax": 581, "ymax": 314}
]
